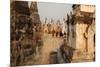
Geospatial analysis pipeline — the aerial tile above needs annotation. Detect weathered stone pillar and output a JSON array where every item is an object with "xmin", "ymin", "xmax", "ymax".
[
  {"xmin": 86, "ymin": 17, "xmax": 95, "ymax": 59},
  {"xmin": 10, "ymin": 1, "xmax": 36, "ymax": 66},
  {"xmin": 71, "ymin": 5, "xmax": 95, "ymax": 62}
]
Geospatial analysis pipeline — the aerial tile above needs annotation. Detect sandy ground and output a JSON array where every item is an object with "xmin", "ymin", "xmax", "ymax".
[{"xmin": 35, "ymin": 33, "xmax": 63, "ymax": 64}]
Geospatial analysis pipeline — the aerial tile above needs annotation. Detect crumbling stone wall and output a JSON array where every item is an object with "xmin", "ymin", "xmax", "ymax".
[{"xmin": 10, "ymin": 1, "xmax": 41, "ymax": 66}]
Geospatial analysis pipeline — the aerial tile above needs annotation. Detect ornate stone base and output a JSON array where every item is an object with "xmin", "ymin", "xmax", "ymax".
[{"xmin": 71, "ymin": 50, "xmax": 95, "ymax": 63}]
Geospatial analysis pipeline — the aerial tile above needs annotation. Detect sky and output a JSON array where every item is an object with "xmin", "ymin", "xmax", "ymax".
[{"xmin": 29, "ymin": 2, "xmax": 72, "ymax": 23}]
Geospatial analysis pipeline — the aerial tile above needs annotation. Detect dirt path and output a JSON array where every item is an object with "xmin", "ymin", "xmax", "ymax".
[{"xmin": 37, "ymin": 33, "xmax": 63, "ymax": 64}]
